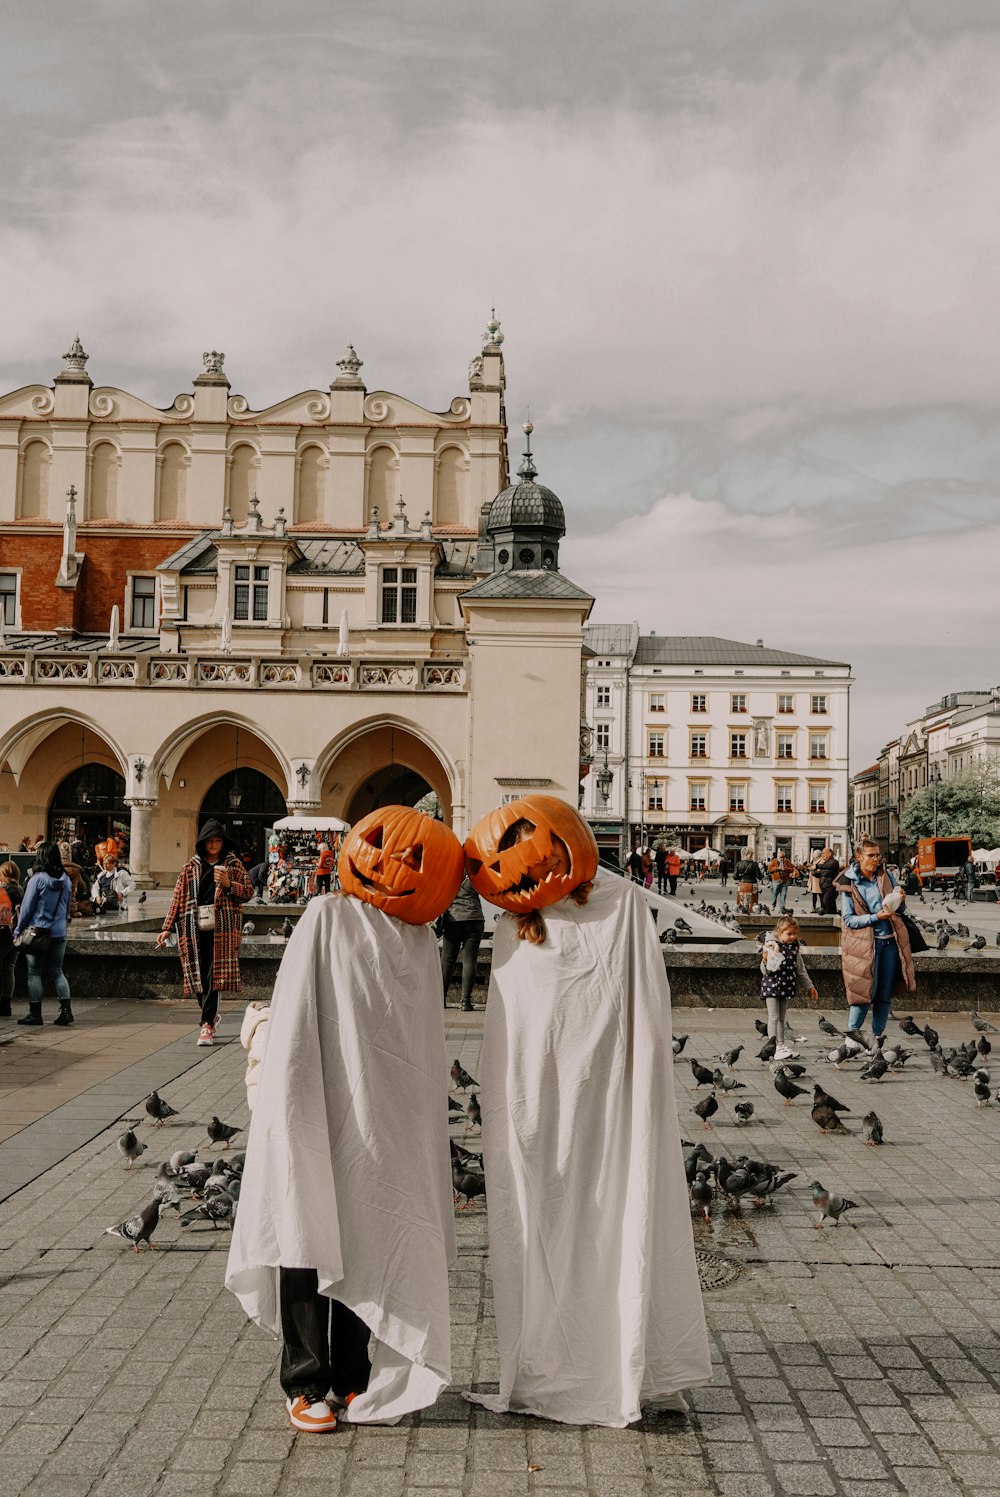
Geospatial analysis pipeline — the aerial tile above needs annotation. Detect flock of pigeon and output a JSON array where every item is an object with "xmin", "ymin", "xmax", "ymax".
[
  {"xmin": 449, "ymin": 1058, "xmax": 485, "ymax": 1210},
  {"xmin": 106, "ymin": 1091, "xmax": 243, "ymax": 1252},
  {"xmin": 678, "ymin": 1005, "xmax": 1000, "ymax": 1231}
]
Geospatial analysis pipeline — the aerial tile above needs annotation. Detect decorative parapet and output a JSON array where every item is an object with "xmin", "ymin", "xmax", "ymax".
[
  {"xmin": 313, "ymin": 661, "xmax": 353, "ymax": 688},
  {"xmin": 0, "ymin": 650, "xmax": 469, "ymax": 693},
  {"xmin": 149, "ymin": 659, "xmax": 193, "ymax": 685},
  {"xmin": 0, "ymin": 656, "xmax": 27, "ymax": 681},
  {"xmin": 360, "ymin": 663, "xmax": 417, "ymax": 689},
  {"xmin": 260, "ymin": 662, "xmax": 300, "ymax": 686},
  {"xmin": 198, "ymin": 660, "xmax": 252, "ymax": 686},
  {"xmin": 421, "ymin": 664, "xmax": 465, "ymax": 689},
  {"xmin": 36, "ymin": 656, "xmax": 92, "ymax": 683},
  {"xmin": 98, "ymin": 660, "xmax": 137, "ymax": 683}
]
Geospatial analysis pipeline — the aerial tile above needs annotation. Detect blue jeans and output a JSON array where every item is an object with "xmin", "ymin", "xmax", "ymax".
[
  {"xmin": 771, "ymin": 881, "xmax": 788, "ymax": 913},
  {"xmin": 25, "ymin": 938, "xmax": 71, "ymax": 1006},
  {"xmin": 847, "ymin": 938, "xmax": 899, "ymax": 1037}
]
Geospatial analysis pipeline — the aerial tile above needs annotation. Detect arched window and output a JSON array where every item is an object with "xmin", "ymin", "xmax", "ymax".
[
  {"xmin": 296, "ymin": 446, "xmax": 326, "ymax": 526},
  {"xmin": 18, "ymin": 440, "xmax": 50, "ymax": 519},
  {"xmin": 89, "ymin": 442, "xmax": 119, "ymax": 521},
  {"xmin": 199, "ymin": 770, "xmax": 287, "ymax": 865},
  {"xmin": 227, "ymin": 444, "xmax": 258, "ymax": 525},
  {"xmin": 366, "ymin": 446, "xmax": 397, "ymax": 519},
  {"xmin": 435, "ymin": 447, "xmax": 465, "ymax": 527},
  {"xmin": 156, "ymin": 442, "xmax": 188, "ymax": 522}
]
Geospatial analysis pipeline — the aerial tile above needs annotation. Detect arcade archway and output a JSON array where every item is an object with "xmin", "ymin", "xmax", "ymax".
[
  {"xmin": 320, "ymin": 723, "xmax": 455, "ymax": 827},
  {"xmin": 48, "ymin": 763, "xmax": 128, "ymax": 853},
  {"xmin": 198, "ymin": 769, "xmax": 287, "ymax": 866}
]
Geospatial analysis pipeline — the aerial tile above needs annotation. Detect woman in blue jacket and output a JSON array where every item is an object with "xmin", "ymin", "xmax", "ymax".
[{"xmin": 14, "ymin": 841, "xmax": 73, "ymax": 1027}]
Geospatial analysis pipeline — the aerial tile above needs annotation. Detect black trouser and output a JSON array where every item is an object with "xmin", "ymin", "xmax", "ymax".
[
  {"xmin": 279, "ymin": 1268, "xmax": 372, "ymax": 1402},
  {"xmin": 656, "ymin": 869, "xmax": 666, "ymax": 893},
  {"xmin": 440, "ymin": 920, "xmax": 485, "ymax": 1007},
  {"xmin": 196, "ymin": 929, "xmax": 219, "ymax": 1026},
  {"xmin": 315, "ymin": 873, "xmax": 331, "ymax": 894},
  {"xmin": 668, "ymin": 875, "xmax": 678, "ymax": 895},
  {"xmin": 0, "ymin": 940, "xmax": 17, "ymax": 1014}
]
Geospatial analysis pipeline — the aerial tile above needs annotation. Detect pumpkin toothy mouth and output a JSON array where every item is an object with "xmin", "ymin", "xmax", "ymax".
[{"xmin": 348, "ymin": 860, "xmax": 415, "ymax": 897}]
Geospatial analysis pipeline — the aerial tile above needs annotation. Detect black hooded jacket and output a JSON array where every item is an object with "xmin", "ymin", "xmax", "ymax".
[{"xmin": 195, "ymin": 820, "xmax": 237, "ymax": 906}]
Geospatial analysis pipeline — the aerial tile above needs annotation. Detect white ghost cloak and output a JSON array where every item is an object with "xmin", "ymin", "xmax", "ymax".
[
  {"xmin": 467, "ymin": 870, "xmax": 711, "ymax": 1427},
  {"xmin": 225, "ymin": 895, "xmax": 456, "ymax": 1423}
]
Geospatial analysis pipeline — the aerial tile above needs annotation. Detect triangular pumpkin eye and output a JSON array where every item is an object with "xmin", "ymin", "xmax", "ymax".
[
  {"xmin": 365, "ymin": 826, "xmax": 384, "ymax": 849},
  {"xmin": 467, "ymin": 858, "xmax": 483, "ymax": 876},
  {"xmin": 394, "ymin": 844, "xmax": 423, "ymax": 871}
]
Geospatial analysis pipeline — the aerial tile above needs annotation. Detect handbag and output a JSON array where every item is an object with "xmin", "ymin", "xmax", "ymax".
[
  {"xmin": 899, "ymin": 910, "xmax": 928, "ymax": 954},
  {"xmin": 17, "ymin": 925, "xmax": 51, "ymax": 955},
  {"xmin": 196, "ymin": 905, "xmax": 217, "ymax": 931}
]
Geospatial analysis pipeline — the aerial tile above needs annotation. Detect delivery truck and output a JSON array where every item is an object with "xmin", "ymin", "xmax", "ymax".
[{"xmin": 916, "ymin": 836, "xmax": 973, "ymax": 892}]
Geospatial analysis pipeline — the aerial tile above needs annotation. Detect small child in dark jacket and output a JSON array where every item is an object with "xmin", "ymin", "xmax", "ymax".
[{"xmin": 760, "ymin": 916, "xmax": 817, "ymax": 1062}]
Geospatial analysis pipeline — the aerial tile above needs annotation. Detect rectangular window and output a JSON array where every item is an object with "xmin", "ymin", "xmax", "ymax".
[
  {"xmin": 252, "ymin": 565, "xmax": 269, "ymax": 622},
  {"xmin": 777, "ymin": 693, "xmax": 794, "ymax": 713},
  {"xmin": 129, "ymin": 576, "xmax": 156, "ymax": 631},
  {"xmin": 728, "ymin": 782, "xmax": 746, "ymax": 812},
  {"xmin": 595, "ymin": 722, "xmax": 611, "ymax": 751},
  {"xmin": 731, "ymin": 693, "xmax": 747, "ymax": 713},
  {"xmin": 380, "ymin": 566, "xmax": 418, "ymax": 624},
  {"xmin": 776, "ymin": 783, "xmax": 794, "ymax": 813},
  {"xmin": 322, "ymin": 588, "xmax": 329, "ymax": 625},
  {"xmin": 649, "ymin": 692, "xmax": 665, "ymax": 712},
  {"xmin": 0, "ymin": 571, "xmax": 18, "ymax": 627},
  {"xmin": 647, "ymin": 781, "xmax": 664, "ymax": 811},
  {"xmin": 730, "ymin": 732, "xmax": 747, "ymax": 759},
  {"xmin": 233, "ymin": 563, "xmax": 251, "ymax": 621},
  {"xmin": 777, "ymin": 733, "xmax": 795, "ymax": 759},
  {"xmin": 690, "ymin": 732, "xmax": 707, "ymax": 759},
  {"xmin": 809, "ymin": 734, "xmax": 828, "ymax": 760},
  {"xmin": 689, "ymin": 783, "xmax": 707, "ymax": 812},
  {"xmin": 648, "ymin": 731, "xmax": 665, "ymax": 758},
  {"xmin": 810, "ymin": 694, "xmax": 828, "ymax": 714},
  {"xmin": 691, "ymin": 693, "xmax": 707, "ymax": 712},
  {"xmin": 810, "ymin": 785, "xmax": 828, "ymax": 814},
  {"xmin": 596, "ymin": 684, "xmax": 611, "ymax": 707}
]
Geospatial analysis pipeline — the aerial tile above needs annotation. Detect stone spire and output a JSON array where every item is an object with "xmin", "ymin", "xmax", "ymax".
[
  {"xmin": 334, "ymin": 343, "xmax": 365, "ymax": 386},
  {"xmin": 57, "ymin": 485, "xmax": 83, "ymax": 585},
  {"xmin": 55, "ymin": 335, "xmax": 92, "ymax": 385},
  {"xmin": 517, "ymin": 421, "xmax": 538, "ymax": 482},
  {"xmin": 482, "ymin": 308, "xmax": 504, "ymax": 350}
]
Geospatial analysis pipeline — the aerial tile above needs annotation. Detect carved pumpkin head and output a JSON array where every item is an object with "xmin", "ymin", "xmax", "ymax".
[
  {"xmin": 464, "ymin": 794, "xmax": 599, "ymax": 912},
  {"xmin": 338, "ymin": 805, "xmax": 465, "ymax": 925}
]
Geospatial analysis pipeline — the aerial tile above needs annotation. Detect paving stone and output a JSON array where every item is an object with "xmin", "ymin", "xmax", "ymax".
[
  {"xmin": 217, "ymin": 1463, "xmax": 283, "ymax": 1496},
  {"xmin": 772, "ymin": 1464, "xmax": 837, "ymax": 1496}
]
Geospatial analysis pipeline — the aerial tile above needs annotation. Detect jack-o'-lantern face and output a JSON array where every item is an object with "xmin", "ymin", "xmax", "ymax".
[
  {"xmin": 464, "ymin": 794, "xmax": 599, "ymax": 912},
  {"xmin": 338, "ymin": 805, "xmax": 465, "ymax": 925}
]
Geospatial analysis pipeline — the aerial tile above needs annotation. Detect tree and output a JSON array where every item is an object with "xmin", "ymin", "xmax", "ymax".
[{"xmin": 900, "ymin": 761, "xmax": 1000, "ymax": 847}]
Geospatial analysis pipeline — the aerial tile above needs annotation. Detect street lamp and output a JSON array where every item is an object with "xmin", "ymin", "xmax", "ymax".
[
  {"xmin": 229, "ymin": 727, "xmax": 243, "ymax": 810},
  {"xmin": 596, "ymin": 751, "xmax": 614, "ymax": 807}
]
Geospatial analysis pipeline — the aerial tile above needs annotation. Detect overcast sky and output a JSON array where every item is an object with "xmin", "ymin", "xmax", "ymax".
[{"xmin": 4, "ymin": 0, "xmax": 999, "ymax": 765}]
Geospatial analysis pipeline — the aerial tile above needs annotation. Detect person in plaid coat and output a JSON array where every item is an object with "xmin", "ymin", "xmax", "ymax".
[{"xmin": 157, "ymin": 819, "xmax": 252, "ymax": 1046}]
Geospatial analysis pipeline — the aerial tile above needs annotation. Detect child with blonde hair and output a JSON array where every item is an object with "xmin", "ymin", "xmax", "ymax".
[{"xmin": 760, "ymin": 915, "xmax": 818, "ymax": 1061}]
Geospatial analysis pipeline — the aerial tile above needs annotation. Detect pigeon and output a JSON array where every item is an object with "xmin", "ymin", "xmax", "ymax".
[
  {"xmin": 859, "ymin": 1051, "xmax": 889, "ymax": 1083},
  {"xmin": 974, "ymin": 1078, "xmax": 991, "ymax": 1107},
  {"xmin": 137, "ymin": 890, "xmax": 147, "ymax": 905},
  {"xmin": 105, "ymin": 1199, "xmax": 163, "ymax": 1251},
  {"xmin": 145, "ymin": 1091, "xmax": 179, "ymax": 1127},
  {"xmin": 689, "ymin": 1059, "xmax": 715, "ymax": 1088},
  {"xmin": 153, "ymin": 1173, "xmax": 185, "ymax": 1208},
  {"xmin": 956, "ymin": 922, "xmax": 971, "ymax": 938},
  {"xmin": 978, "ymin": 1035, "xmax": 992, "ymax": 1059},
  {"xmin": 241, "ymin": 920, "xmax": 256, "ymax": 937},
  {"xmin": 660, "ymin": 928, "xmax": 678, "ymax": 945},
  {"xmin": 180, "ymin": 1192, "xmax": 237, "ymax": 1229},
  {"xmin": 712, "ymin": 1069, "xmax": 747, "ymax": 1093},
  {"xmin": 818, "ymin": 1015, "xmax": 842, "ymax": 1038},
  {"xmin": 117, "ymin": 1129, "xmax": 147, "ymax": 1170},
  {"xmin": 206, "ymin": 1116, "xmax": 242, "ymax": 1148},
  {"xmin": 448, "ymin": 1097, "xmax": 463, "ymax": 1112},
  {"xmin": 810, "ymin": 1181, "xmax": 857, "ymax": 1228},
  {"xmin": 923, "ymin": 1024, "xmax": 939, "ymax": 1051},
  {"xmin": 672, "ymin": 1033, "xmax": 689, "ymax": 1058},
  {"xmin": 897, "ymin": 1016, "xmax": 924, "ymax": 1038},
  {"xmin": 773, "ymin": 1073, "xmax": 808, "ymax": 1106},
  {"xmin": 749, "ymin": 1169, "xmax": 798, "ymax": 1207},
  {"xmin": 281, "ymin": 917, "xmax": 294, "ymax": 940},
  {"xmin": 827, "ymin": 1037, "xmax": 864, "ymax": 1068},
  {"xmin": 466, "ymin": 1092, "xmax": 482, "ymax": 1128},
  {"xmin": 757, "ymin": 1036, "xmax": 778, "ymax": 1064},
  {"xmin": 928, "ymin": 1049, "xmax": 946, "ymax": 1077},
  {"xmin": 719, "ymin": 1045, "xmax": 743, "ymax": 1071},
  {"xmin": 451, "ymin": 1059, "xmax": 478, "ymax": 1092},
  {"xmin": 182, "ymin": 1160, "xmax": 213, "ymax": 1192},
  {"xmin": 972, "ymin": 1012, "xmax": 1000, "ymax": 1034},
  {"xmin": 452, "ymin": 1163, "xmax": 487, "ymax": 1209},
  {"xmin": 813, "ymin": 1084, "xmax": 850, "ymax": 1114},
  {"xmin": 450, "ymin": 1139, "xmax": 484, "ymax": 1173},
  {"xmin": 811, "ymin": 1101, "xmax": 849, "ymax": 1133},
  {"xmin": 936, "ymin": 930, "xmax": 950, "ymax": 951},
  {"xmin": 754, "ymin": 1018, "xmax": 769, "ymax": 1037},
  {"xmin": 773, "ymin": 1061, "xmax": 808, "ymax": 1078},
  {"xmin": 169, "ymin": 1148, "xmax": 198, "ymax": 1173},
  {"xmin": 733, "ymin": 1100, "xmax": 754, "ymax": 1125},
  {"xmin": 968, "ymin": 935, "xmax": 986, "ymax": 951},
  {"xmin": 689, "ymin": 1172, "xmax": 713, "ymax": 1220},
  {"xmin": 862, "ymin": 1111, "xmax": 884, "ymax": 1146},
  {"xmin": 674, "ymin": 917, "xmax": 692, "ymax": 934},
  {"xmin": 693, "ymin": 1093, "xmax": 719, "ymax": 1129}
]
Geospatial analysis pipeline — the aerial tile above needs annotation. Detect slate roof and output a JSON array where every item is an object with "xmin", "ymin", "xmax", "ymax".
[
  {"xmin": 584, "ymin": 623, "xmax": 641, "ymax": 658},
  {"xmin": 487, "ymin": 480, "xmax": 565, "ymax": 534},
  {"xmin": 156, "ymin": 534, "xmax": 478, "ymax": 579},
  {"xmin": 633, "ymin": 635, "xmax": 850, "ymax": 668},
  {"xmin": 460, "ymin": 569, "xmax": 593, "ymax": 602}
]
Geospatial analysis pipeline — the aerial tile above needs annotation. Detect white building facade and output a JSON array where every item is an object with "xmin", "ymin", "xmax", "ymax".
[{"xmin": 583, "ymin": 631, "xmax": 852, "ymax": 866}]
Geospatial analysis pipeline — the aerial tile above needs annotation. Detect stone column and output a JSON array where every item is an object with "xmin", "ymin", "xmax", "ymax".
[{"xmin": 126, "ymin": 799, "xmax": 157, "ymax": 888}]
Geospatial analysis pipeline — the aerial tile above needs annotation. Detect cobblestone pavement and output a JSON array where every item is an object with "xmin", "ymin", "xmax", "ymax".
[{"xmin": 1, "ymin": 1003, "xmax": 1000, "ymax": 1497}]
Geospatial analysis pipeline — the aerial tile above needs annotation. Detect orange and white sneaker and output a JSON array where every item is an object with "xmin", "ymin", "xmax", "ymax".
[
  {"xmin": 286, "ymin": 1395, "xmax": 337, "ymax": 1433},
  {"xmin": 196, "ymin": 1023, "xmax": 215, "ymax": 1047}
]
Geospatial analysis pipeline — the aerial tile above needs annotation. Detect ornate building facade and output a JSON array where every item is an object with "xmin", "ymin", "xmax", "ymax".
[{"xmin": 0, "ymin": 325, "xmax": 592, "ymax": 881}]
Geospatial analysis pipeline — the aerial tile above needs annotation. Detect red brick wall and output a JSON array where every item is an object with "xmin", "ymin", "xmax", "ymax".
[{"xmin": 0, "ymin": 534, "xmax": 184, "ymax": 633}]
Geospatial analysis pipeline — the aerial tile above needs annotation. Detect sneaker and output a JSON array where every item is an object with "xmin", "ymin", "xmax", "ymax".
[
  {"xmin": 286, "ymin": 1395, "xmax": 337, "ymax": 1433},
  {"xmin": 773, "ymin": 1044, "xmax": 799, "ymax": 1061},
  {"xmin": 196, "ymin": 1023, "xmax": 215, "ymax": 1047}
]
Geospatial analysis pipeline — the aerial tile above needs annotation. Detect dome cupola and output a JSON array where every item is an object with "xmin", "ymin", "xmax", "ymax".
[{"xmin": 485, "ymin": 423, "xmax": 565, "ymax": 572}]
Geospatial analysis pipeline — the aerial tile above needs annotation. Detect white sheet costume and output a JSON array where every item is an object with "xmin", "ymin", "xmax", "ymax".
[
  {"xmin": 468, "ymin": 870, "xmax": 711, "ymax": 1426},
  {"xmin": 226, "ymin": 895, "xmax": 456, "ymax": 1423}
]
